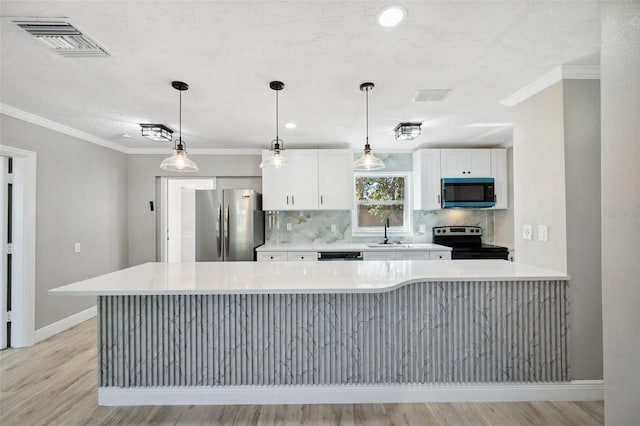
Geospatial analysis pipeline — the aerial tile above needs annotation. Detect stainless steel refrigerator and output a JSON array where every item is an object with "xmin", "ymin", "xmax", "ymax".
[{"xmin": 195, "ymin": 189, "xmax": 264, "ymax": 261}]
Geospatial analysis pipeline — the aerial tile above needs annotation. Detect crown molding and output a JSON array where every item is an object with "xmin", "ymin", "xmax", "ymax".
[
  {"xmin": 501, "ymin": 65, "xmax": 600, "ymax": 107},
  {"xmin": 0, "ymin": 103, "xmax": 129, "ymax": 153}
]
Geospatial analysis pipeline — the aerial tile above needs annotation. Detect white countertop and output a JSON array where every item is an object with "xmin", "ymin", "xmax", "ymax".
[
  {"xmin": 49, "ymin": 260, "xmax": 568, "ymax": 296},
  {"xmin": 256, "ymin": 242, "xmax": 452, "ymax": 252}
]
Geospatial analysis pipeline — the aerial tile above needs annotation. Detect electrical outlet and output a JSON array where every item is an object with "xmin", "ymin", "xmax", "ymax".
[
  {"xmin": 538, "ymin": 225, "xmax": 548, "ymax": 241},
  {"xmin": 286, "ymin": 223, "xmax": 292, "ymax": 231},
  {"xmin": 419, "ymin": 224, "xmax": 426, "ymax": 233},
  {"xmin": 331, "ymin": 224, "xmax": 337, "ymax": 233},
  {"xmin": 523, "ymin": 224, "xmax": 532, "ymax": 240},
  {"xmin": 74, "ymin": 243, "xmax": 81, "ymax": 253}
]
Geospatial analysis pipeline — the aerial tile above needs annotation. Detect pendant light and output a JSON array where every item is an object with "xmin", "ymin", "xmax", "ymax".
[
  {"xmin": 160, "ymin": 81, "xmax": 199, "ymax": 172},
  {"xmin": 353, "ymin": 82, "xmax": 385, "ymax": 171},
  {"xmin": 259, "ymin": 81, "xmax": 289, "ymax": 169}
]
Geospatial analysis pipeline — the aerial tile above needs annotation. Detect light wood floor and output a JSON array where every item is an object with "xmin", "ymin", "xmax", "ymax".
[{"xmin": 0, "ymin": 319, "xmax": 604, "ymax": 426}]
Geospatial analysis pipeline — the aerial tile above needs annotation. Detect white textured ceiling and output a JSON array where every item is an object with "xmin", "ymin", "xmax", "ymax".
[{"xmin": 0, "ymin": 1, "xmax": 600, "ymax": 152}]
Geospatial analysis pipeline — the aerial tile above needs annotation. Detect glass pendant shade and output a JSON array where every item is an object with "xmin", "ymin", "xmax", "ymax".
[
  {"xmin": 160, "ymin": 144, "xmax": 198, "ymax": 172},
  {"xmin": 259, "ymin": 147, "xmax": 289, "ymax": 169},
  {"xmin": 159, "ymin": 80, "xmax": 198, "ymax": 172},
  {"xmin": 353, "ymin": 82, "xmax": 385, "ymax": 171},
  {"xmin": 261, "ymin": 81, "xmax": 289, "ymax": 169},
  {"xmin": 353, "ymin": 148, "xmax": 385, "ymax": 171}
]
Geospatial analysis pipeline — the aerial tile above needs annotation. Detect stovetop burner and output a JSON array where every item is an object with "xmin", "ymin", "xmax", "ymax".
[{"xmin": 432, "ymin": 226, "xmax": 509, "ymax": 260}]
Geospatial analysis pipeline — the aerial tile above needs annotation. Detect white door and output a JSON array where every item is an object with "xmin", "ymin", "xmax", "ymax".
[
  {"xmin": 164, "ymin": 178, "xmax": 215, "ymax": 262},
  {"xmin": 468, "ymin": 150, "xmax": 492, "ymax": 177},
  {"xmin": 0, "ymin": 157, "xmax": 7, "ymax": 349}
]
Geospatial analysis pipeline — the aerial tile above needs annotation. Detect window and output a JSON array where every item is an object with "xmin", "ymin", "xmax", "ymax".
[{"xmin": 353, "ymin": 173, "xmax": 411, "ymax": 235}]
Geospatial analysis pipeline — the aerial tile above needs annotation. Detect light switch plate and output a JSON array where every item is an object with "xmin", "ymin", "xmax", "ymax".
[
  {"xmin": 74, "ymin": 243, "xmax": 81, "ymax": 253},
  {"xmin": 523, "ymin": 224, "xmax": 532, "ymax": 240},
  {"xmin": 331, "ymin": 224, "xmax": 337, "ymax": 233},
  {"xmin": 419, "ymin": 224, "xmax": 426, "ymax": 233},
  {"xmin": 286, "ymin": 223, "xmax": 292, "ymax": 231},
  {"xmin": 538, "ymin": 225, "xmax": 548, "ymax": 241}
]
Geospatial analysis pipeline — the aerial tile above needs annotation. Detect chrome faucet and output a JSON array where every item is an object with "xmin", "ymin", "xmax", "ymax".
[{"xmin": 383, "ymin": 218, "xmax": 390, "ymax": 244}]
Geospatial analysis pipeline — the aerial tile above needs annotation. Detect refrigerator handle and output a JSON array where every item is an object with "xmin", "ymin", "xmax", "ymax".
[
  {"xmin": 225, "ymin": 205, "xmax": 230, "ymax": 256},
  {"xmin": 217, "ymin": 206, "xmax": 222, "ymax": 255}
]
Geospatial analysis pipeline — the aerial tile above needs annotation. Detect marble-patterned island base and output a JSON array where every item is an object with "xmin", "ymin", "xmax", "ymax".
[{"xmin": 98, "ymin": 280, "xmax": 569, "ymax": 405}]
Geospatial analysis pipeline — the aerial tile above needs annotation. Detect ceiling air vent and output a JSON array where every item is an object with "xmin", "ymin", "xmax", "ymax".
[
  {"xmin": 413, "ymin": 89, "xmax": 452, "ymax": 102},
  {"xmin": 14, "ymin": 19, "xmax": 110, "ymax": 57}
]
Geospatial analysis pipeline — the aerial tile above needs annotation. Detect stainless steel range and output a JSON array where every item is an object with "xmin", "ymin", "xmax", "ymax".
[{"xmin": 432, "ymin": 226, "xmax": 509, "ymax": 260}]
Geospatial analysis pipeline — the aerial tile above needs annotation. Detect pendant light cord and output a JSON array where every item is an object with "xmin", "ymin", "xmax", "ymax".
[
  {"xmin": 365, "ymin": 87, "xmax": 369, "ymax": 147},
  {"xmin": 178, "ymin": 90, "xmax": 182, "ymax": 149},
  {"xmin": 275, "ymin": 89, "xmax": 279, "ymax": 144}
]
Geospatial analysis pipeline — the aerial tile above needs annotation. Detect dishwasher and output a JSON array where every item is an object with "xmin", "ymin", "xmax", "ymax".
[{"xmin": 317, "ymin": 251, "xmax": 364, "ymax": 261}]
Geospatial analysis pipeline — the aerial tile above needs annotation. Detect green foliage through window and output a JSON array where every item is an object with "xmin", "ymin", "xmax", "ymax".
[{"xmin": 355, "ymin": 176, "xmax": 407, "ymax": 228}]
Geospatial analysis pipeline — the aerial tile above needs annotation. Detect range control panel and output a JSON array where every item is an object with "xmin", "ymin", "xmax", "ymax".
[{"xmin": 432, "ymin": 226, "xmax": 482, "ymax": 236}]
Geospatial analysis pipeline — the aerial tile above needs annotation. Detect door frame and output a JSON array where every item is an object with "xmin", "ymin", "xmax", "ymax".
[{"xmin": 0, "ymin": 145, "xmax": 37, "ymax": 348}]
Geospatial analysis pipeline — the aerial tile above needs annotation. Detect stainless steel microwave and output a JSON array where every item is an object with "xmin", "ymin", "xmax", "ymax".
[{"xmin": 441, "ymin": 178, "xmax": 496, "ymax": 208}]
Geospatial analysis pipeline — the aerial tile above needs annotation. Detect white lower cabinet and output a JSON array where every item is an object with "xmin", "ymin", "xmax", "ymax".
[
  {"xmin": 287, "ymin": 252, "xmax": 317, "ymax": 261},
  {"xmin": 362, "ymin": 252, "xmax": 397, "ymax": 261},
  {"xmin": 257, "ymin": 252, "xmax": 288, "ymax": 261},
  {"xmin": 429, "ymin": 250, "xmax": 452, "ymax": 260},
  {"xmin": 258, "ymin": 251, "xmax": 318, "ymax": 261},
  {"xmin": 363, "ymin": 250, "xmax": 450, "ymax": 260},
  {"xmin": 259, "ymin": 249, "xmax": 451, "ymax": 261}
]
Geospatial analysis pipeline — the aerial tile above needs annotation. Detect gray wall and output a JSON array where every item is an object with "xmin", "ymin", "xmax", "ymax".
[
  {"xmin": 127, "ymin": 154, "xmax": 262, "ymax": 266},
  {"xmin": 0, "ymin": 114, "xmax": 128, "ymax": 329},
  {"xmin": 512, "ymin": 80, "xmax": 603, "ymax": 380},
  {"xmin": 563, "ymin": 79, "xmax": 602, "ymax": 380},
  {"xmin": 601, "ymin": 3, "xmax": 640, "ymax": 424},
  {"xmin": 513, "ymin": 82, "xmax": 568, "ymax": 273}
]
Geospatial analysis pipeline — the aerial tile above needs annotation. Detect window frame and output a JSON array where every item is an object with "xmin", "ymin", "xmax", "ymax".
[{"xmin": 352, "ymin": 172, "xmax": 412, "ymax": 236}]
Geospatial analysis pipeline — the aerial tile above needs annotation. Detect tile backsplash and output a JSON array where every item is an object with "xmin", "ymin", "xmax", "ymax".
[{"xmin": 265, "ymin": 209, "xmax": 495, "ymax": 245}]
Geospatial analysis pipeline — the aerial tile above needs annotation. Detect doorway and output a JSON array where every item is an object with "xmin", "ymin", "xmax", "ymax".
[
  {"xmin": 0, "ymin": 145, "xmax": 37, "ymax": 348},
  {"xmin": 159, "ymin": 178, "xmax": 215, "ymax": 262}
]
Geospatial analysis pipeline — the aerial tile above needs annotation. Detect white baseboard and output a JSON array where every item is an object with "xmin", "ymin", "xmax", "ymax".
[
  {"xmin": 99, "ymin": 380, "xmax": 604, "ymax": 406},
  {"xmin": 35, "ymin": 305, "xmax": 97, "ymax": 343}
]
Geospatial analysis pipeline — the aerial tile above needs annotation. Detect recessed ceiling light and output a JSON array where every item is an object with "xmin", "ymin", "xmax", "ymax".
[
  {"xmin": 285, "ymin": 122, "xmax": 297, "ymax": 129},
  {"xmin": 377, "ymin": 5, "xmax": 406, "ymax": 27},
  {"xmin": 121, "ymin": 133, "xmax": 132, "ymax": 138}
]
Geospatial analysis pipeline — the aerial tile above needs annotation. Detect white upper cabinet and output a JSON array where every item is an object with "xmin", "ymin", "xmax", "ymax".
[
  {"xmin": 413, "ymin": 149, "xmax": 442, "ymax": 210},
  {"xmin": 441, "ymin": 149, "xmax": 492, "ymax": 177},
  {"xmin": 413, "ymin": 148, "xmax": 508, "ymax": 210},
  {"xmin": 318, "ymin": 150, "xmax": 353, "ymax": 210},
  {"xmin": 288, "ymin": 150, "xmax": 319, "ymax": 210},
  {"xmin": 262, "ymin": 149, "xmax": 352, "ymax": 211}
]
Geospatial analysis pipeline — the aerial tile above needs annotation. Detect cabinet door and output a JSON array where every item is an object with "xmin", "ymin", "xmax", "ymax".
[
  {"xmin": 318, "ymin": 150, "xmax": 353, "ymax": 210},
  {"xmin": 257, "ymin": 251, "xmax": 288, "ymax": 261},
  {"xmin": 287, "ymin": 252, "xmax": 318, "ymax": 261},
  {"xmin": 468, "ymin": 150, "xmax": 492, "ymax": 177},
  {"xmin": 289, "ymin": 150, "xmax": 319, "ymax": 210},
  {"xmin": 441, "ymin": 149, "xmax": 492, "ymax": 177},
  {"xmin": 490, "ymin": 149, "xmax": 508, "ymax": 209},
  {"xmin": 441, "ymin": 149, "xmax": 468, "ymax": 177},
  {"xmin": 396, "ymin": 252, "xmax": 430, "ymax": 260},
  {"xmin": 363, "ymin": 251, "xmax": 397, "ymax": 260},
  {"xmin": 413, "ymin": 149, "xmax": 441, "ymax": 210},
  {"xmin": 429, "ymin": 250, "xmax": 451, "ymax": 260},
  {"xmin": 261, "ymin": 150, "xmax": 291, "ymax": 210}
]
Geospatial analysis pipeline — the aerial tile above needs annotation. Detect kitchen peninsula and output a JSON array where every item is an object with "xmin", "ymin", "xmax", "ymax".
[{"xmin": 50, "ymin": 260, "xmax": 569, "ymax": 406}]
